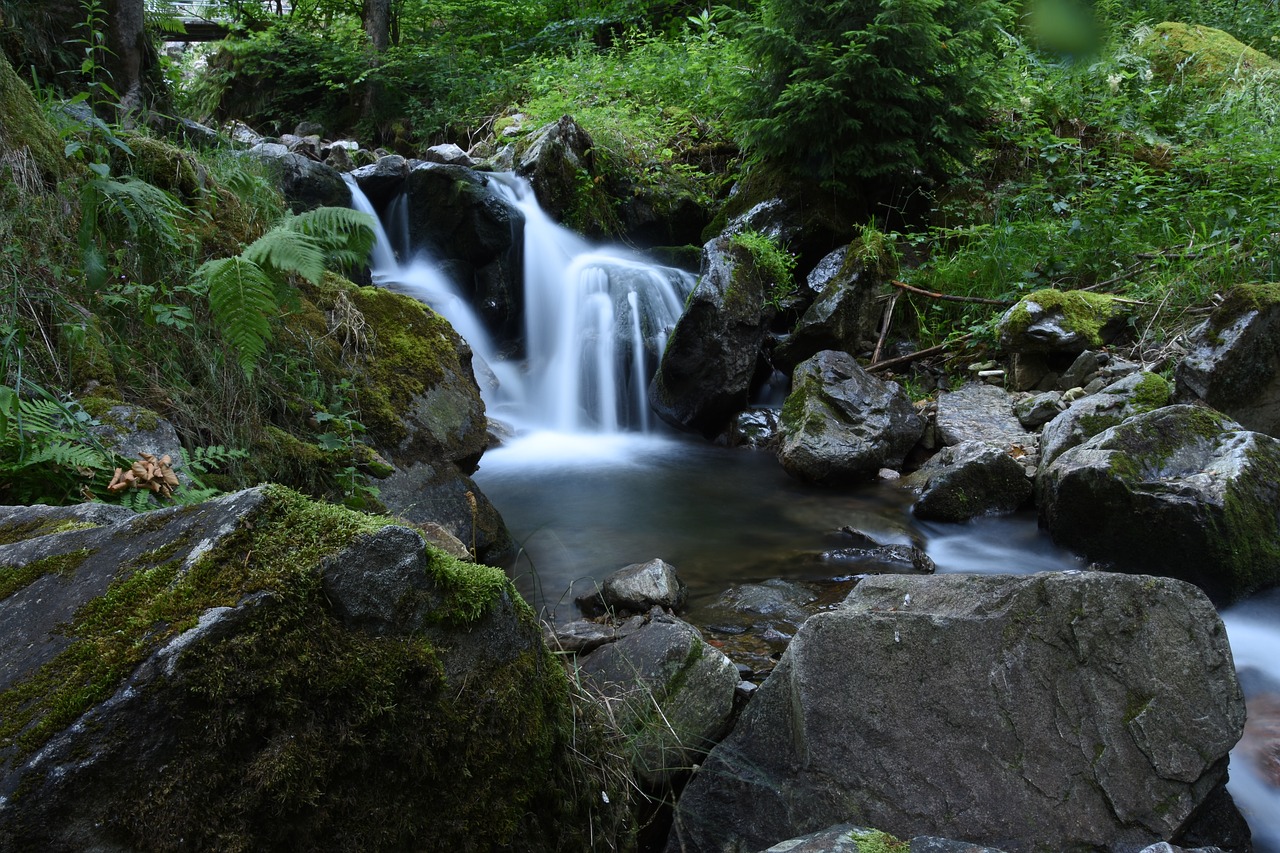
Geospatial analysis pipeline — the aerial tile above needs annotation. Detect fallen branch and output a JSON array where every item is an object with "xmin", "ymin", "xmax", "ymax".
[
  {"xmin": 868, "ymin": 333, "xmax": 973, "ymax": 373},
  {"xmin": 872, "ymin": 292, "xmax": 899, "ymax": 364},
  {"xmin": 890, "ymin": 280, "xmax": 1013, "ymax": 306}
]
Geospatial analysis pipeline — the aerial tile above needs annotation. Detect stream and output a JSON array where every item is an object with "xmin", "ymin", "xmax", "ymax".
[{"xmin": 348, "ymin": 170, "xmax": 1280, "ymax": 851}]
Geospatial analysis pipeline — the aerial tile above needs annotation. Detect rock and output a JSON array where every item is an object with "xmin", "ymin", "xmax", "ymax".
[
  {"xmin": 350, "ymin": 154, "xmax": 409, "ymax": 208},
  {"xmin": 910, "ymin": 839, "xmax": 1012, "ymax": 853},
  {"xmin": 424, "ymin": 143, "xmax": 476, "ymax": 167},
  {"xmin": 774, "ymin": 245, "xmax": 881, "ymax": 370},
  {"xmin": 666, "ymin": 572, "xmax": 1246, "ymax": 853},
  {"xmin": 777, "ymin": 351, "xmax": 923, "ymax": 484},
  {"xmin": 375, "ymin": 461, "xmax": 512, "ymax": 563},
  {"xmin": 1039, "ymin": 404, "xmax": 1280, "ymax": 603},
  {"xmin": 756, "ymin": 824, "xmax": 881, "ymax": 852},
  {"xmin": 323, "ymin": 142, "xmax": 354, "ymax": 171},
  {"xmin": 935, "ymin": 383, "xmax": 1029, "ymax": 448},
  {"xmin": 707, "ymin": 579, "xmax": 820, "ymax": 626},
  {"xmin": 546, "ymin": 619, "xmax": 617, "ymax": 654},
  {"xmin": 577, "ymin": 558, "xmax": 688, "ymax": 615},
  {"xmin": 997, "ymin": 289, "xmax": 1129, "ymax": 354},
  {"xmin": 819, "ymin": 544, "xmax": 935, "ymax": 574},
  {"xmin": 719, "ymin": 408, "xmax": 782, "ymax": 450},
  {"xmin": 1013, "ymin": 390, "xmax": 1063, "ymax": 428},
  {"xmin": 902, "ymin": 441, "xmax": 1032, "ymax": 522},
  {"xmin": 803, "ymin": 246, "xmax": 849, "ymax": 297},
  {"xmin": 0, "ymin": 487, "xmax": 603, "ymax": 850},
  {"xmin": 577, "ymin": 614, "xmax": 739, "ymax": 788},
  {"xmin": 649, "ymin": 235, "xmax": 771, "ymax": 437},
  {"xmin": 1141, "ymin": 22, "xmax": 1280, "ymax": 82},
  {"xmin": 87, "ymin": 404, "xmax": 187, "ymax": 484},
  {"xmin": 247, "ymin": 142, "xmax": 349, "ymax": 212},
  {"xmin": 402, "ymin": 163, "xmax": 525, "ymax": 342},
  {"xmin": 1176, "ymin": 283, "xmax": 1280, "ymax": 437},
  {"xmin": 1038, "ymin": 371, "xmax": 1172, "ymax": 469},
  {"xmin": 515, "ymin": 116, "xmax": 596, "ymax": 227},
  {"xmin": 1058, "ymin": 350, "xmax": 1103, "ymax": 391}
]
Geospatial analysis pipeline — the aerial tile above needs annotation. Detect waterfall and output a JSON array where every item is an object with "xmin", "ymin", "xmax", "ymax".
[{"xmin": 345, "ymin": 172, "xmax": 694, "ymax": 435}]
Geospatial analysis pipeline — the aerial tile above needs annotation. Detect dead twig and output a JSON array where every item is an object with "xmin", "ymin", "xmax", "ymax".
[
  {"xmin": 890, "ymin": 280, "xmax": 1013, "ymax": 306},
  {"xmin": 868, "ymin": 333, "xmax": 973, "ymax": 373},
  {"xmin": 872, "ymin": 292, "xmax": 899, "ymax": 364}
]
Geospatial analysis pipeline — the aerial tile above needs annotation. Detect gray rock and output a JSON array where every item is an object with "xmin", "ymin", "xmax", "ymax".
[
  {"xmin": 599, "ymin": 558, "xmax": 688, "ymax": 613},
  {"xmin": 1038, "ymin": 371, "xmax": 1172, "ymax": 469},
  {"xmin": 778, "ymin": 351, "xmax": 923, "ymax": 484},
  {"xmin": 720, "ymin": 408, "xmax": 782, "ymax": 450},
  {"xmin": 350, "ymin": 154, "xmax": 409, "ymax": 208},
  {"xmin": 804, "ymin": 246, "xmax": 850, "ymax": 296},
  {"xmin": 424, "ymin": 143, "xmax": 475, "ymax": 167},
  {"xmin": 666, "ymin": 572, "xmax": 1245, "ymax": 853},
  {"xmin": 909, "ymin": 839, "xmax": 1011, "ymax": 853},
  {"xmin": 1039, "ymin": 404, "xmax": 1280, "ymax": 603},
  {"xmin": 88, "ymin": 404, "xmax": 187, "ymax": 483},
  {"xmin": 708, "ymin": 579, "xmax": 819, "ymax": 626},
  {"xmin": 247, "ymin": 142, "xmax": 349, "ymax": 212},
  {"xmin": 547, "ymin": 619, "xmax": 617, "ymax": 654},
  {"xmin": 1176, "ymin": 285, "xmax": 1280, "ymax": 437},
  {"xmin": 903, "ymin": 441, "xmax": 1032, "ymax": 522},
  {"xmin": 1013, "ymin": 391, "xmax": 1063, "ymax": 428},
  {"xmin": 376, "ymin": 461, "xmax": 512, "ymax": 563},
  {"xmin": 649, "ymin": 235, "xmax": 770, "ymax": 438},
  {"xmin": 774, "ymin": 246, "xmax": 879, "ymax": 370},
  {"xmin": 935, "ymin": 383, "xmax": 1029, "ymax": 448},
  {"xmin": 756, "ymin": 824, "xmax": 872, "ymax": 852},
  {"xmin": 515, "ymin": 116, "xmax": 595, "ymax": 227},
  {"xmin": 578, "ymin": 615, "xmax": 739, "ymax": 787},
  {"xmin": 1058, "ymin": 349, "xmax": 1103, "ymax": 390}
]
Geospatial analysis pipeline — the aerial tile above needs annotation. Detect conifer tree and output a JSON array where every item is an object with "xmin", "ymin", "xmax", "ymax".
[{"xmin": 730, "ymin": 0, "xmax": 1007, "ymax": 195}]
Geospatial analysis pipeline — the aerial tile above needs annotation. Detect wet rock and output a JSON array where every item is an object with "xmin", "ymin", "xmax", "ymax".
[
  {"xmin": 424, "ymin": 143, "xmax": 475, "ymax": 167},
  {"xmin": 903, "ymin": 441, "xmax": 1032, "ymax": 522},
  {"xmin": 819, "ymin": 545, "xmax": 935, "ymax": 574},
  {"xmin": 910, "ymin": 839, "xmax": 1012, "ymax": 853},
  {"xmin": 757, "ymin": 824, "xmax": 876, "ymax": 852},
  {"xmin": 546, "ymin": 619, "xmax": 617, "ymax": 654},
  {"xmin": 1013, "ymin": 391, "xmax": 1063, "ymax": 428},
  {"xmin": 1039, "ymin": 404, "xmax": 1280, "ymax": 604},
  {"xmin": 997, "ymin": 289, "xmax": 1129, "ymax": 354},
  {"xmin": 515, "ymin": 116, "xmax": 595, "ymax": 227},
  {"xmin": 666, "ymin": 572, "xmax": 1245, "ymax": 853},
  {"xmin": 577, "ymin": 558, "xmax": 688, "ymax": 615},
  {"xmin": 719, "ymin": 407, "xmax": 781, "ymax": 450},
  {"xmin": 649, "ymin": 235, "xmax": 770, "ymax": 438},
  {"xmin": 247, "ymin": 142, "xmax": 349, "ymax": 212},
  {"xmin": 376, "ymin": 461, "xmax": 512, "ymax": 563},
  {"xmin": 935, "ymin": 383, "xmax": 1029, "ymax": 448},
  {"xmin": 1176, "ymin": 283, "xmax": 1280, "ymax": 438},
  {"xmin": 350, "ymin": 154, "xmax": 409, "ymax": 208},
  {"xmin": 1038, "ymin": 371, "xmax": 1172, "ymax": 469},
  {"xmin": 774, "ymin": 245, "xmax": 881, "ymax": 370},
  {"xmin": 778, "ymin": 351, "xmax": 923, "ymax": 484},
  {"xmin": 708, "ymin": 579, "xmax": 819, "ymax": 625},
  {"xmin": 577, "ymin": 614, "xmax": 738, "ymax": 788}
]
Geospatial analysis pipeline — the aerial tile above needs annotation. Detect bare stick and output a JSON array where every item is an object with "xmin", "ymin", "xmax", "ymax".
[
  {"xmin": 868, "ymin": 333, "xmax": 973, "ymax": 373},
  {"xmin": 872, "ymin": 292, "xmax": 899, "ymax": 364},
  {"xmin": 890, "ymin": 280, "xmax": 1013, "ymax": 306}
]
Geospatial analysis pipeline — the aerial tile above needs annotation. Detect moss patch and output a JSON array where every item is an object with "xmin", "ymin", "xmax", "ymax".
[
  {"xmin": 1209, "ymin": 282, "xmax": 1280, "ymax": 334},
  {"xmin": 0, "ymin": 51, "xmax": 69, "ymax": 189},
  {"xmin": 1141, "ymin": 22, "xmax": 1280, "ymax": 83},
  {"xmin": 1003, "ymin": 288, "xmax": 1121, "ymax": 349},
  {"xmin": 0, "ymin": 548, "xmax": 93, "ymax": 600},
  {"xmin": 113, "ymin": 135, "xmax": 204, "ymax": 202},
  {"xmin": 850, "ymin": 828, "xmax": 909, "ymax": 853}
]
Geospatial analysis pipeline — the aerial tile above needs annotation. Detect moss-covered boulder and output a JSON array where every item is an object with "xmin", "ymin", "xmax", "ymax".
[
  {"xmin": 1176, "ymin": 283, "xmax": 1280, "ymax": 438},
  {"xmin": 0, "ymin": 487, "xmax": 619, "ymax": 849},
  {"xmin": 1140, "ymin": 22, "xmax": 1280, "ymax": 84},
  {"xmin": 1039, "ymin": 404, "xmax": 1280, "ymax": 604},
  {"xmin": 515, "ymin": 115, "xmax": 614, "ymax": 237},
  {"xmin": 0, "ymin": 50, "xmax": 69, "ymax": 190},
  {"xmin": 997, "ymin": 289, "xmax": 1129, "ymax": 355},
  {"xmin": 777, "ymin": 351, "xmax": 923, "ymax": 484},
  {"xmin": 1038, "ymin": 371, "xmax": 1172, "ymax": 470},
  {"xmin": 773, "ymin": 239, "xmax": 886, "ymax": 371}
]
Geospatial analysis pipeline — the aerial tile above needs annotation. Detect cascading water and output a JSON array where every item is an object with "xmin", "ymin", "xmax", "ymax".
[{"xmin": 344, "ymin": 172, "xmax": 693, "ymax": 435}]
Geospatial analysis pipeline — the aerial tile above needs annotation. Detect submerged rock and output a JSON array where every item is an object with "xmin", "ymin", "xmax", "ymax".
[
  {"xmin": 777, "ymin": 351, "xmax": 923, "ymax": 484},
  {"xmin": 1039, "ymin": 404, "xmax": 1280, "ymax": 603},
  {"xmin": 666, "ymin": 572, "xmax": 1245, "ymax": 853},
  {"xmin": 0, "ymin": 487, "xmax": 606, "ymax": 850}
]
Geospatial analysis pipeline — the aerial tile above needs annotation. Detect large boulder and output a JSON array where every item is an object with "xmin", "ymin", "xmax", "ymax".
[
  {"xmin": 516, "ymin": 115, "xmax": 598, "ymax": 230},
  {"xmin": 0, "ymin": 487, "xmax": 611, "ymax": 850},
  {"xmin": 935, "ymin": 383, "xmax": 1030, "ymax": 448},
  {"xmin": 777, "ymin": 351, "xmax": 923, "ymax": 484},
  {"xmin": 773, "ymin": 243, "xmax": 884, "ymax": 370},
  {"xmin": 402, "ymin": 163, "xmax": 525, "ymax": 342},
  {"xmin": 649, "ymin": 235, "xmax": 771, "ymax": 437},
  {"xmin": 577, "ymin": 614, "xmax": 739, "ymax": 788},
  {"xmin": 666, "ymin": 572, "xmax": 1246, "ymax": 853},
  {"xmin": 1176, "ymin": 284, "xmax": 1280, "ymax": 438},
  {"xmin": 1039, "ymin": 404, "xmax": 1280, "ymax": 603},
  {"xmin": 1039, "ymin": 371, "xmax": 1172, "ymax": 469},
  {"xmin": 349, "ymin": 154, "xmax": 410, "ymax": 209}
]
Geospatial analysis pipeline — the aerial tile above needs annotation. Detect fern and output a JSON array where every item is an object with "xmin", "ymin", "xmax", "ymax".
[
  {"xmin": 196, "ymin": 256, "xmax": 279, "ymax": 377},
  {"xmin": 196, "ymin": 207, "xmax": 375, "ymax": 377}
]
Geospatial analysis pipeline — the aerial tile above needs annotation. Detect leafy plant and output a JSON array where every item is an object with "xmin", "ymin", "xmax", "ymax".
[
  {"xmin": 0, "ymin": 384, "xmax": 122, "ymax": 504},
  {"xmin": 193, "ymin": 207, "xmax": 375, "ymax": 377},
  {"xmin": 730, "ymin": 228, "xmax": 797, "ymax": 309}
]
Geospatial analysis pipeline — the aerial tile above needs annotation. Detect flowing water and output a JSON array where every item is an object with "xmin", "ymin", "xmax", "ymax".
[{"xmin": 348, "ymin": 172, "xmax": 1280, "ymax": 850}]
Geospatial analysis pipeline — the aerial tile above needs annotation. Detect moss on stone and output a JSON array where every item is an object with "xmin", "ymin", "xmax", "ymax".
[
  {"xmin": 59, "ymin": 314, "xmax": 119, "ymax": 397},
  {"xmin": 1141, "ymin": 22, "xmax": 1280, "ymax": 83},
  {"xmin": 1130, "ymin": 372, "xmax": 1172, "ymax": 414},
  {"xmin": 1003, "ymin": 289, "xmax": 1120, "ymax": 349},
  {"xmin": 850, "ymin": 828, "xmax": 909, "ymax": 853},
  {"xmin": 0, "ymin": 51, "xmax": 69, "ymax": 189},
  {"xmin": 0, "ymin": 548, "xmax": 93, "ymax": 600},
  {"xmin": 1209, "ymin": 282, "xmax": 1280, "ymax": 334},
  {"xmin": 114, "ymin": 135, "xmax": 203, "ymax": 201},
  {"xmin": 0, "ymin": 517, "xmax": 101, "ymax": 547}
]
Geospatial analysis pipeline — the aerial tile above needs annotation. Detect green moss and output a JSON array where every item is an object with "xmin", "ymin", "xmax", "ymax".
[
  {"xmin": 423, "ymin": 547, "xmax": 510, "ymax": 625},
  {"xmin": 1130, "ymin": 373, "xmax": 1172, "ymax": 414},
  {"xmin": 1209, "ymin": 282, "xmax": 1280, "ymax": 334},
  {"xmin": 1141, "ymin": 22, "xmax": 1280, "ymax": 83},
  {"xmin": 59, "ymin": 314, "xmax": 119, "ymax": 396},
  {"xmin": 114, "ymin": 135, "xmax": 203, "ymax": 201},
  {"xmin": 0, "ymin": 548, "xmax": 93, "ymax": 600},
  {"xmin": 1215, "ymin": 437, "xmax": 1280, "ymax": 594},
  {"xmin": 1107, "ymin": 406, "xmax": 1231, "ymax": 482},
  {"xmin": 1004, "ymin": 289, "xmax": 1120, "ymax": 349},
  {"xmin": 0, "ymin": 517, "xmax": 101, "ymax": 547},
  {"xmin": 850, "ymin": 828, "xmax": 909, "ymax": 853},
  {"xmin": 78, "ymin": 396, "xmax": 127, "ymax": 419},
  {"xmin": 0, "ymin": 51, "xmax": 69, "ymax": 188}
]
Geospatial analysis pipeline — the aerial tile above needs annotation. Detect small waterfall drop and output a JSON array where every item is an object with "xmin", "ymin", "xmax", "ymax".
[{"xmin": 345, "ymin": 172, "xmax": 694, "ymax": 435}]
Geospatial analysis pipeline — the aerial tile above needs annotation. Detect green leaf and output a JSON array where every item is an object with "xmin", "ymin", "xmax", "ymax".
[{"xmin": 197, "ymin": 256, "xmax": 279, "ymax": 377}]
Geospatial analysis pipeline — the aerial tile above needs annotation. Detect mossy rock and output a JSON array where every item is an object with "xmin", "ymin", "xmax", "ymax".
[
  {"xmin": 0, "ymin": 487, "xmax": 623, "ymax": 849},
  {"xmin": 0, "ymin": 51, "xmax": 69, "ymax": 190},
  {"xmin": 112, "ymin": 134, "xmax": 205, "ymax": 201},
  {"xmin": 1039, "ymin": 404, "xmax": 1280, "ymax": 604},
  {"xmin": 1140, "ymin": 22, "xmax": 1280, "ymax": 84},
  {"xmin": 997, "ymin": 288, "xmax": 1129, "ymax": 355}
]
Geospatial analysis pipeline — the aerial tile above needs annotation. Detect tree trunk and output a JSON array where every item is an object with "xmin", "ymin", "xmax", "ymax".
[
  {"xmin": 361, "ymin": 0, "xmax": 392, "ymax": 129},
  {"xmin": 104, "ymin": 0, "xmax": 150, "ymax": 122}
]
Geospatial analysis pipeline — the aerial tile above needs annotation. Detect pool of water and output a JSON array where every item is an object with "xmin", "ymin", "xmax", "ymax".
[{"xmin": 474, "ymin": 430, "xmax": 1280, "ymax": 851}]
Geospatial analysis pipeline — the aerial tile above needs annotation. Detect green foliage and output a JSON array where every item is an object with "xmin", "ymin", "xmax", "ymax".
[
  {"xmin": 194, "ymin": 207, "xmax": 375, "ymax": 377},
  {"xmin": 727, "ymin": 0, "xmax": 1008, "ymax": 195},
  {"xmin": 730, "ymin": 228, "xmax": 798, "ymax": 309},
  {"xmin": 0, "ymin": 384, "xmax": 121, "ymax": 504}
]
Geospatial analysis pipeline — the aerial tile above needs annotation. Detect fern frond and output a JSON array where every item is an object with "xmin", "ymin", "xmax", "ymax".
[
  {"xmin": 96, "ymin": 176, "xmax": 188, "ymax": 247},
  {"xmin": 24, "ymin": 441, "xmax": 112, "ymax": 471},
  {"xmin": 288, "ymin": 207, "xmax": 377, "ymax": 273},
  {"xmin": 197, "ymin": 256, "xmax": 278, "ymax": 377},
  {"xmin": 242, "ymin": 227, "xmax": 328, "ymax": 285}
]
